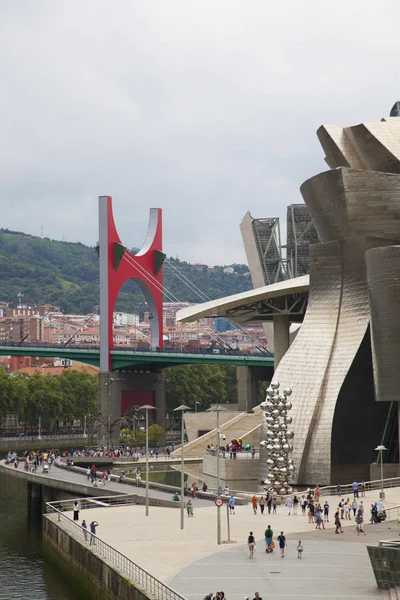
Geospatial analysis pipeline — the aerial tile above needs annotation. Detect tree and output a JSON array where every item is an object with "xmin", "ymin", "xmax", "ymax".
[
  {"xmin": 165, "ymin": 364, "xmax": 238, "ymax": 414},
  {"xmin": 148, "ymin": 424, "xmax": 164, "ymax": 445},
  {"xmin": 58, "ymin": 369, "xmax": 97, "ymax": 421},
  {"xmin": 120, "ymin": 427, "xmax": 146, "ymax": 447}
]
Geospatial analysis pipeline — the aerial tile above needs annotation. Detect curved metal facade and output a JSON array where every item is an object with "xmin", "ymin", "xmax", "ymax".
[
  {"xmin": 366, "ymin": 245, "xmax": 400, "ymax": 403},
  {"xmin": 260, "ymin": 115, "xmax": 400, "ymax": 484}
]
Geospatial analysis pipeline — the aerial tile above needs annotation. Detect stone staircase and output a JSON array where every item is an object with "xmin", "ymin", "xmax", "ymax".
[
  {"xmin": 383, "ymin": 586, "xmax": 400, "ymax": 599},
  {"xmin": 173, "ymin": 407, "xmax": 263, "ymax": 459}
]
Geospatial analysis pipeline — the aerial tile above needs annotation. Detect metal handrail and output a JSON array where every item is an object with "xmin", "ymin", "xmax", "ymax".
[
  {"xmin": 274, "ymin": 476, "xmax": 400, "ymax": 501},
  {"xmin": 47, "ymin": 494, "xmax": 139, "ymax": 512},
  {"xmin": 45, "ymin": 501, "xmax": 187, "ymax": 600},
  {"xmin": 378, "ymin": 539, "xmax": 400, "ymax": 547},
  {"xmin": 382, "ymin": 504, "xmax": 400, "ymax": 519}
]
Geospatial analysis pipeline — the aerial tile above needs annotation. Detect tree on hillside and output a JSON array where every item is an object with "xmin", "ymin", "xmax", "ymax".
[{"xmin": 0, "ymin": 230, "xmax": 252, "ymax": 315}]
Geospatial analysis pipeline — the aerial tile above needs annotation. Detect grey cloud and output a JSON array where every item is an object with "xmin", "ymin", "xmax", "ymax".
[{"xmin": 1, "ymin": 0, "xmax": 400, "ymax": 265}]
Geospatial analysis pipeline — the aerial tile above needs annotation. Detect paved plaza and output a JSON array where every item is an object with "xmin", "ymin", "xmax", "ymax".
[
  {"xmin": 3, "ymin": 460, "xmax": 399, "ymax": 598},
  {"xmin": 69, "ymin": 485, "xmax": 400, "ymax": 600}
]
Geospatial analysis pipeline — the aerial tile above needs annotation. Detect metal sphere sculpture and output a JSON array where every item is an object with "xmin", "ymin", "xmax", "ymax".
[{"xmin": 260, "ymin": 381, "xmax": 294, "ymax": 495}]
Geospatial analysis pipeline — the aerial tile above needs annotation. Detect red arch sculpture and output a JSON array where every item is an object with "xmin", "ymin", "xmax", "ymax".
[{"xmin": 99, "ymin": 196, "xmax": 165, "ymax": 372}]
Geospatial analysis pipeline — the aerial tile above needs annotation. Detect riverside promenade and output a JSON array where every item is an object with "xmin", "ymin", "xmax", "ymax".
[
  {"xmin": 57, "ymin": 487, "xmax": 400, "ymax": 599},
  {"xmin": 2, "ymin": 460, "xmax": 399, "ymax": 599}
]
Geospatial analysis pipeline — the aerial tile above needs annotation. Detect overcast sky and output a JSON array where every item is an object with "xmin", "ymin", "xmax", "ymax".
[{"xmin": 1, "ymin": 1, "xmax": 399, "ymax": 266}]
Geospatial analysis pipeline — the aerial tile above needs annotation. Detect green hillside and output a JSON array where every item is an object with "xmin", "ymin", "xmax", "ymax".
[{"xmin": 0, "ymin": 229, "xmax": 252, "ymax": 316}]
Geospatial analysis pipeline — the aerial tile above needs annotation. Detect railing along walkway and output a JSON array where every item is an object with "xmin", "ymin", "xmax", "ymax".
[{"xmin": 45, "ymin": 499, "xmax": 187, "ymax": 600}]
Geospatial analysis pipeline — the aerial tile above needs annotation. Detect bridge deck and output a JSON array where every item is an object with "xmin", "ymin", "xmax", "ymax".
[{"xmin": 0, "ymin": 345, "xmax": 274, "ymax": 371}]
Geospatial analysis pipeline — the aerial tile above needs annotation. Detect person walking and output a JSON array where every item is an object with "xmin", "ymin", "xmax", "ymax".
[
  {"xmin": 356, "ymin": 511, "xmax": 366, "ymax": 536},
  {"xmin": 136, "ymin": 469, "xmax": 141, "ymax": 487},
  {"xmin": 259, "ymin": 496, "xmax": 265, "ymax": 514},
  {"xmin": 81, "ymin": 519, "xmax": 88, "ymax": 541},
  {"xmin": 277, "ymin": 531, "xmax": 286, "ymax": 558},
  {"xmin": 252, "ymin": 593, "xmax": 262, "ymax": 600},
  {"xmin": 86, "ymin": 467, "xmax": 91, "ymax": 481},
  {"xmin": 300, "ymin": 495, "xmax": 307, "ymax": 515},
  {"xmin": 352, "ymin": 499, "xmax": 358, "ymax": 518},
  {"xmin": 285, "ymin": 496, "xmax": 293, "ymax": 516},
  {"xmin": 264, "ymin": 525, "xmax": 273, "ymax": 553},
  {"xmin": 267, "ymin": 496, "xmax": 272, "ymax": 515},
  {"xmin": 323, "ymin": 501, "xmax": 329, "ymax": 522},
  {"xmin": 248, "ymin": 531, "xmax": 256, "ymax": 559},
  {"xmin": 334, "ymin": 510, "xmax": 343, "ymax": 534},
  {"xmin": 297, "ymin": 540, "xmax": 303, "ymax": 559},
  {"xmin": 228, "ymin": 496, "xmax": 236, "ymax": 515},
  {"xmin": 344, "ymin": 499, "xmax": 351, "ymax": 520},
  {"xmin": 73, "ymin": 501, "xmax": 79, "ymax": 522},
  {"xmin": 251, "ymin": 495, "xmax": 258, "ymax": 515},
  {"xmin": 307, "ymin": 501, "xmax": 315, "ymax": 524},
  {"xmin": 89, "ymin": 520, "xmax": 99, "ymax": 545},
  {"xmin": 370, "ymin": 503, "xmax": 378, "ymax": 524},
  {"xmin": 293, "ymin": 495, "xmax": 299, "ymax": 515},
  {"xmin": 352, "ymin": 480, "xmax": 359, "ymax": 498},
  {"xmin": 272, "ymin": 495, "xmax": 277, "ymax": 515}
]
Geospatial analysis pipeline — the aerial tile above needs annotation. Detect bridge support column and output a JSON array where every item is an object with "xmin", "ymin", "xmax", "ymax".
[
  {"xmin": 98, "ymin": 371, "xmax": 166, "ymax": 446},
  {"xmin": 27, "ymin": 481, "xmax": 43, "ymax": 516},
  {"xmin": 273, "ymin": 314, "xmax": 290, "ymax": 370},
  {"xmin": 237, "ymin": 365, "xmax": 273, "ymax": 412}
]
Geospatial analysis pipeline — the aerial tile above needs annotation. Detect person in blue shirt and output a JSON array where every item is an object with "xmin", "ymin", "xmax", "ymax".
[
  {"xmin": 352, "ymin": 481, "xmax": 359, "ymax": 498},
  {"xmin": 228, "ymin": 496, "xmax": 236, "ymax": 515}
]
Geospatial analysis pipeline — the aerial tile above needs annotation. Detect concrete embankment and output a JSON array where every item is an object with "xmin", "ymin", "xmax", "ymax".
[{"xmin": 43, "ymin": 516, "xmax": 156, "ymax": 600}]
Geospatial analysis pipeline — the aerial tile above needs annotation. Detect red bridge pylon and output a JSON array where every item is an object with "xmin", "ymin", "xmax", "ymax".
[{"xmin": 99, "ymin": 196, "xmax": 165, "ymax": 372}]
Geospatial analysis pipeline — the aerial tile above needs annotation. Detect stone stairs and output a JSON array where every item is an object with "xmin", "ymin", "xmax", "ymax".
[
  {"xmin": 383, "ymin": 586, "xmax": 400, "ymax": 599},
  {"xmin": 174, "ymin": 407, "xmax": 263, "ymax": 459}
]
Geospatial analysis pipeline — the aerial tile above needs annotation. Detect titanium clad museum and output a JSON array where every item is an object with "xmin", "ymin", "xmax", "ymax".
[{"xmin": 260, "ymin": 103, "xmax": 400, "ymax": 485}]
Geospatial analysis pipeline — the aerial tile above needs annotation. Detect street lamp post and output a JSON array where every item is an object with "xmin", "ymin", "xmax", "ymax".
[
  {"xmin": 38, "ymin": 416, "xmax": 42, "ymax": 440},
  {"xmin": 140, "ymin": 405, "xmax": 155, "ymax": 516},
  {"xmin": 375, "ymin": 445, "xmax": 387, "ymax": 500},
  {"xmin": 174, "ymin": 404, "xmax": 190, "ymax": 530},
  {"xmin": 206, "ymin": 405, "xmax": 227, "ymax": 545}
]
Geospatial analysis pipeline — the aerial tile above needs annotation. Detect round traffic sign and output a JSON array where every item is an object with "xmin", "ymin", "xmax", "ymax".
[{"xmin": 215, "ymin": 497, "xmax": 224, "ymax": 507}]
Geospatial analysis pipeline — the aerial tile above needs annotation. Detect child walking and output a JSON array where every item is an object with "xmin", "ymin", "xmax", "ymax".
[{"xmin": 297, "ymin": 540, "xmax": 303, "ymax": 559}]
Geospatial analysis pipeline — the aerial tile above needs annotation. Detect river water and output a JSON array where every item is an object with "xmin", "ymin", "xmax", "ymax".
[{"xmin": 0, "ymin": 472, "xmax": 77, "ymax": 600}]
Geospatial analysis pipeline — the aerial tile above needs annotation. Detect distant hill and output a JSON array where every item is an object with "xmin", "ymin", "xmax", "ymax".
[{"xmin": 0, "ymin": 229, "xmax": 253, "ymax": 316}]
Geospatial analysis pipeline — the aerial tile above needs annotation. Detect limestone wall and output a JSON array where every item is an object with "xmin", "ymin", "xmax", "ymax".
[
  {"xmin": 184, "ymin": 412, "xmax": 238, "ymax": 442},
  {"xmin": 203, "ymin": 454, "xmax": 259, "ymax": 481}
]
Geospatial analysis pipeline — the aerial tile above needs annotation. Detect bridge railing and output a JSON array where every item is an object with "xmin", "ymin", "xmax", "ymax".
[
  {"xmin": 45, "ymin": 499, "xmax": 187, "ymax": 600},
  {"xmin": 0, "ymin": 341, "xmax": 272, "ymax": 357},
  {"xmin": 1, "ymin": 433, "xmax": 97, "ymax": 441}
]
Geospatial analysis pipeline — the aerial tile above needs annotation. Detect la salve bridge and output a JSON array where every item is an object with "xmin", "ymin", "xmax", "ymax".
[{"xmin": 0, "ymin": 343, "xmax": 273, "ymax": 371}]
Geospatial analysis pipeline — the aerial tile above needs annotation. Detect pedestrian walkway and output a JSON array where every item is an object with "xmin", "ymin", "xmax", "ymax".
[
  {"xmin": 8, "ymin": 456, "xmax": 399, "ymax": 599},
  {"xmin": 170, "ymin": 536, "xmax": 383, "ymax": 600},
  {"xmin": 0, "ymin": 460, "xmax": 213, "ymax": 506},
  {"xmin": 57, "ymin": 484, "xmax": 400, "ymax": 594}
]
